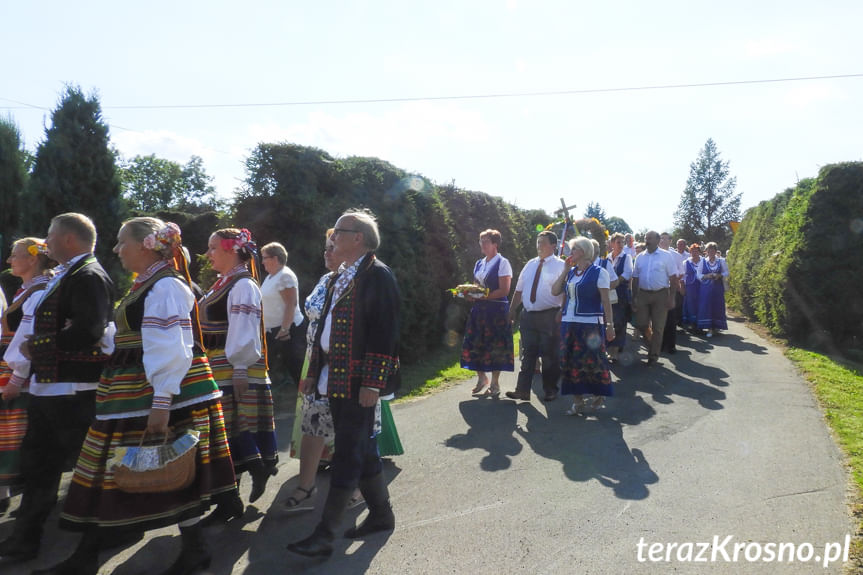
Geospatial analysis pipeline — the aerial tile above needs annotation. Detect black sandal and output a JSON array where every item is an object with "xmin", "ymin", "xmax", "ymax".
[{"xmin": 284, "ymin": 485, "xmax": 317, "ymax": 510}]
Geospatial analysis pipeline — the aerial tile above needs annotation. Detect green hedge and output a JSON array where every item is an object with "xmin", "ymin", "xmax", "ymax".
[
  {"xmin": 233, "ymin": 143, "xmax": 551, "ymax": 363},
  {"xmin": 728, "ymin": 162, "xmax": 863, "ymax": 349}
]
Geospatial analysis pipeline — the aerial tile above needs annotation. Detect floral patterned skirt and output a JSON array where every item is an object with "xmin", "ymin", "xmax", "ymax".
[
  {"xmin": 460, "ymin": 300, "xmax": 514, "ymax": 372},
  {"xmin": 560, "ymin": 322, "xmax": 612, "ymax": 397}
]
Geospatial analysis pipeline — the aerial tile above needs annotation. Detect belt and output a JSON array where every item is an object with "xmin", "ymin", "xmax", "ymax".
[
  {"xmin": 639, "ymin": 287, "xmax": 668, "ymax": 293},
  {"xmin": 524, "ymin": 307, "xmax": 560, "ymax": 314}
]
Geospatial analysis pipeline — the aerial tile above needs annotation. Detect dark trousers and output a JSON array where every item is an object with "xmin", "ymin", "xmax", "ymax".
[
  {"xmin": 611, "ymin": 302, "xmax": 627, "ymax": 351},
  {"xmin": 328, "ymin": 396, "xmax": 381, "ymax": 490},
  {"xmin": 14, "ymin": 391, "xmax": 95, "ymax": 543},
  {"xmin": 662, "ymin": 291, "xmax": 684, "ymax": 352},
  {"xmin": 515, "ymin": 308, "xmax": 560, "ymax": 395},
  {"xmin": 266, "ymin": 321, "xmax": 307, "ymax": 385}
]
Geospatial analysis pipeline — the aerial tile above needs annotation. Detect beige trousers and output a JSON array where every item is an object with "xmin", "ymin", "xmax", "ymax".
[{"xmin": 635, "ymin": 287, "xmax": 669, "ymax": 360}]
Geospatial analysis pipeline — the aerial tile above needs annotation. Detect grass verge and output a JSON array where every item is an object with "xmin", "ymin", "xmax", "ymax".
[
  {"xmin": 784, "ymin": 347, "xmax": 863, "ymax": 571},
  {"xmin": 397, "ymin": 332, "xmax": 521, "ymax": 400}
]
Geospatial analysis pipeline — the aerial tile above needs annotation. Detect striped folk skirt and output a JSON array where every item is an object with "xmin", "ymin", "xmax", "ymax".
[
  {"xmin": 0, "ymin": 364, "xmax": 28, "ymax": 486},
  {"xmin": 207, "ymin": 348, "xmax": 278, "ymax": 473},
  {"xmin": 59, "ymin": 399, "xmax": 237, "ymax": 531}
]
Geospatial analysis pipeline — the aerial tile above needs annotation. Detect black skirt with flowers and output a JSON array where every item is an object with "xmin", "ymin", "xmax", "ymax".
[
  {"xmin": 559, "ymin": 321, "xmax": 612, "ymax": 397},
  {"xmin": 460, "ymin": 300, "xmax": 514, "ymax": 372}
]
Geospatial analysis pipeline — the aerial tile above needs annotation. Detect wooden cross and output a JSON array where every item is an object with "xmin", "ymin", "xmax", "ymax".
[{"xmin": 554, "ymin": 198, "xmax": 577, "ymax": 256}]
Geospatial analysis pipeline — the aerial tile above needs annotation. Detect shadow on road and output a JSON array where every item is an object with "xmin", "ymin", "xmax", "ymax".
[
  {"xmin": 515, "ymin": 401, "xmax": 659, "ymax": 500},
  {"xmin": 444, "ymin": 399, "xmax": 523, "ymax": 471}
]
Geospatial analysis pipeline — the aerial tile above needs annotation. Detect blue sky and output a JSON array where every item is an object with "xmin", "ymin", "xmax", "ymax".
[{"xmin": 3, "ymin": 0, "xmax": 862, "ymax": 234}]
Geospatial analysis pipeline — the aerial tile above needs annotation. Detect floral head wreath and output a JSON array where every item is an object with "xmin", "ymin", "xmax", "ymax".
[
  {"xmin": 142, "ymin": 222, "xmax": 182, "ymax": 257},
  {"xmin": 220, "ymin": 228, "xmax": 257, "ymax": 256},
  {"xmin": 26, "ymin": 242, "xmax": 49, "ymax": 257}
]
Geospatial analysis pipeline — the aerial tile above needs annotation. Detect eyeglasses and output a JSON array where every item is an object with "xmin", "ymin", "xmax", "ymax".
[{"xmin": 332, "ymin": 228, "xmax": 360, "ymax": 235}]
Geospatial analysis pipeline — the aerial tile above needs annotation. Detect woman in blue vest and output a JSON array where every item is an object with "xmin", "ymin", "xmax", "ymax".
[
  {"xmin": 696, "ymin": 242, "xmax": 729, "ymax": 337},
  {"xmin": 552, "ymin": 236, "xmax": 615, "ymax": 415},
  {"xmin": 681, "ymin": 243, "xmax": 702, "ymax": 330},
  {"xmin": 460, "ymin": 229, "xmax": 514, "ymax": 397}
]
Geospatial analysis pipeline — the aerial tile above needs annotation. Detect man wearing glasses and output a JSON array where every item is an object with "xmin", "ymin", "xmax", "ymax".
[{"xmin": 288, "ymin": 209, "xmax": 400, "ymax": 559}]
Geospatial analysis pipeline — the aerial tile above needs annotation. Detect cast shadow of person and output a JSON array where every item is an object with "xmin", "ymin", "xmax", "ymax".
[
  {"xmin": 659, "ymin": 349, "xmax": 732, "ymax": 388},
  {"xmin": 514, "ymin": 402, "xmax": 658, "ymax": 500},
  {"xmin": 237, "ymin": 461, "xmax": 403, "ymax": 574},
  {"xmin": 709, "ymin": 332, "xmax": 769, "ymax": 355},
  {"xmin": 614, "ymin": 359, "xmax": 727, "ymax": 410},
  {"xmin": 444, "ymin": 399, "xmax": 523, "ymax": 471}
]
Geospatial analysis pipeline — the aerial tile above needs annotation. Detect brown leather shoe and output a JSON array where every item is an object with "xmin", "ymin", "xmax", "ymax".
[{"xmin": 504, "ymin": 390, "xmax": 530, "ymax": 401}]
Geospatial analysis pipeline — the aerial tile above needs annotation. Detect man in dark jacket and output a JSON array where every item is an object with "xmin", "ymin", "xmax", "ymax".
[
  {"xmin": 0, "ymin": 213, "xmax": 114, "ymax": 564},
  {"xmin": 288, "ymin": 209, "xmax": 400, "ymax": 559}
]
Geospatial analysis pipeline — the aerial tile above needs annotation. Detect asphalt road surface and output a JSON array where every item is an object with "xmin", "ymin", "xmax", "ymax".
[{"xmin": 1, "ymin": 316, "xmax": 853, "ymax": 574}]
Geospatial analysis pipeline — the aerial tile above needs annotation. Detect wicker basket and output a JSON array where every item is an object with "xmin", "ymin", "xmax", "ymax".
[{"xmin": 112, "ymin": 430, "xmax": 199, "ymax": 494}]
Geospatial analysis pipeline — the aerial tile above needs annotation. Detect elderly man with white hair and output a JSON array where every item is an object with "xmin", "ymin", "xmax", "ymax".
[{"xmin": 288, "ymin": 209, "xmax": 401, "ymax": 559}]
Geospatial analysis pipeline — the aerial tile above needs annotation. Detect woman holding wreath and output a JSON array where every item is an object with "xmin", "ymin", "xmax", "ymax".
[
  {"xmin": 460, "ymin": 229, "xmax": 514, "ymax": 397},
  {"xmin": 39, "ymin": 217, "xmax": 236, "ymax": 575},
  {"xmin": 552, "ymin": 236, "xmax": 615, "ymax": 415},
  {"xmin": 199, "ymin": 228, "xmax": 278, "ymax": 524},
  {"xmin": 0, "ymin": 238, "xmax": 53, "ymax": 514}
]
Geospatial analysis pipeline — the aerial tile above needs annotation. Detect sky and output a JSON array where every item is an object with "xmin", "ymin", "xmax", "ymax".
[{"xmin": 3, "ymin": 0, "xmax": 862, "ymax": 234}]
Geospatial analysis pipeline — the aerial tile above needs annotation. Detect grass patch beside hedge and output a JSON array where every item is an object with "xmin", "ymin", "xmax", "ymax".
[
  {"xmin": 786, "ymin": 348, "xmax": 863, "ymax": 492},
  {"xmin": 397, "ymin": 332, "xmax": 522, "ymax": 399},
  {"xmin": 785, "ymin": 347, "xmax": 863, "ymax": 568}
]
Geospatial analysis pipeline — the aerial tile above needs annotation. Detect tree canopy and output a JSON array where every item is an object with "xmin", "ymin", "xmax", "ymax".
[
  {"xmin": 122, "ymin": 154, "xmax": 220, "ymax": 213},
  {"xmin": 0, "ymin": 117, "xmax": 29, "ymax": 260},
  {"xmin": 583, "ymin": 201, "xmax": 607, "ymax": 223},
  {"xmin": 673, "ymin": 138, "xmax": 741, "ymax": 250},
  {"xmin": 26, "ymin": 85, "xmax": 125, "ymax": 270},
  {"xmin": 604, "ymin": 216, "xmax": 632, "ymax": 234}
]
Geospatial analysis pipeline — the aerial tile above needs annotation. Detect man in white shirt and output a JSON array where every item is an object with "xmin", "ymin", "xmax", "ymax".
[
  {"xmin": 0, "ymin": 213, "xmax": 114, "ymax": 563},
  {"xmin": 506, "ymin": 231, "xmax": 565, "ymax": 402},
  {"xmin": 659, "ymin": 233, "xmax": 686, "ymax": 354},
  {"xmin": 623, "ymin": 233, "xmax": 636, "ymax": 260},
  {"xmin": 631, "ymin": 231, "xmax": 679, "ymax": 366}
]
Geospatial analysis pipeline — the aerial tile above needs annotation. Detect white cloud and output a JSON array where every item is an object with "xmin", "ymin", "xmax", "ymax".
[
  {"xmin": 514, "ymin": 57, "xmax": 527, "ymax": 74},
  {"xmin": 111, "ymin": 129, "xmax": 214, "ymax": 164},
  {"xmin": 742, "ymin": 36, "xmax": 796, "ymax": 59},
  {"xmin": 782, "ymin": 82, "xmax": 844, "ymax": 109},
  {"xmin": 246, "ymin": 102, "xmax": 492, "ymax": 161}
]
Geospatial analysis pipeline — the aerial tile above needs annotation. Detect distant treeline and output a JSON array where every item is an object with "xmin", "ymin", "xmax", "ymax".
[{"xmin": 727, "ymin": 162, "xmax": 863, "ymax": 353}]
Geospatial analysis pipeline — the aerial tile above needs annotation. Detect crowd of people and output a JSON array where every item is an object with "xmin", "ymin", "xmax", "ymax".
[
  {"xmin": 461, "ymin": 228, "xmax": 729, "ymax": 416},
  {"xmin": 0, "ymin": 210, "xmax": 730, "ymax": 571},
  {"xmin": 0, "ymin": 209, "xmax": 403, "ymax": 573}
]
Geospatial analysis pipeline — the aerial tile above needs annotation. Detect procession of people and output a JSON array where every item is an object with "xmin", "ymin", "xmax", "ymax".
[{"xmin": 0, "ymin": 207, "xmax": 729, "ymax": 572}]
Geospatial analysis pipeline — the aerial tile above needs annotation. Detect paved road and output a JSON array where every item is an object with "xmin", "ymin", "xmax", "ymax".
[{"xmin": 1, "ymin": 317, "xmax": 853, "ymax": 574}]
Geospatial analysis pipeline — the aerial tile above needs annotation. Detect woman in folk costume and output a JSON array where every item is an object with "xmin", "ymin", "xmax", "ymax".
[
  {"xmin": 199, "ymin": 227, "xmax": 277, "ymax": 524},
  {"xmin": 553, "ymin": 236, "xmax": 616, "ymax": 415},
  {"xmin": 681, "ymin": 243, "xmax": 702, "ymax": 330},
  {"xmin": 0, "ymin": 238, "xmax": 53, "ymax": 514},
  {"xmin": 696, "ymin": 242, "xmax": 729, "ymax": 337},
  {"xmin": 460, "ymin": 228, "xmax": 514, "ymax": 397},
  {"xmin": 37, "ymin": 218, "xmax": 236, "ymax": 575}
]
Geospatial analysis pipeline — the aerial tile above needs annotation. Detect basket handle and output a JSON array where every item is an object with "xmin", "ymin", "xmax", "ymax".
[{"xmin": 137, "ymin": 429, "xmax": 172, "ymax": 448}]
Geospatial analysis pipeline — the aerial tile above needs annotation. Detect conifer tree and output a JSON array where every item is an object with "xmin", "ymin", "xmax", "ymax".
[
  {"xmin": 0, "ymin": 116, "xmax": 29, "ymax": 260},
  {"xmin": 673, "ymin": 138, "xmax": 741, "ymax": 249},
  {"xmin": 28, "ymin": 86, "xmax": 126, "ymax": 272}
]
